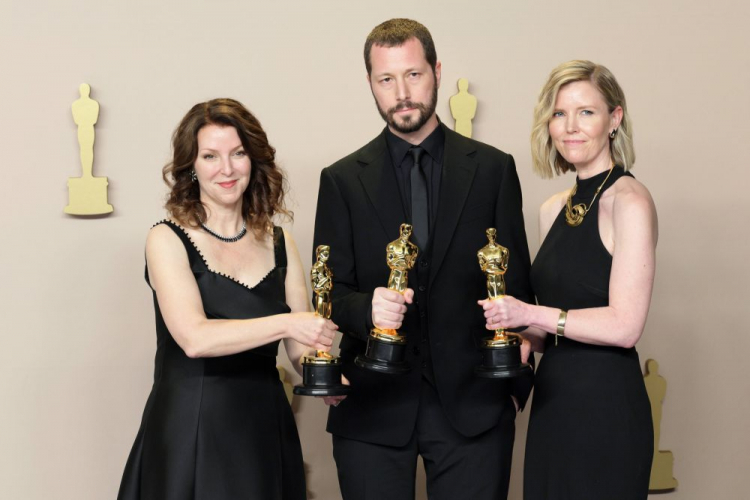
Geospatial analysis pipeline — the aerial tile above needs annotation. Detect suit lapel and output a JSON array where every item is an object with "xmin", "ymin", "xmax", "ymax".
[
  {"xmin": 429, "ymin": 125, "xmax": 478, "ymax": 282},
  {"xmin": 358, "ymin": 130, "xmax": 408, "ymax": 240}
]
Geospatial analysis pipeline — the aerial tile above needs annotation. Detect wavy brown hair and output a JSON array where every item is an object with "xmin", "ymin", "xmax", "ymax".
[{"xmin": 163, "ymin": 98, "xmax": 291, "ymax": 237}]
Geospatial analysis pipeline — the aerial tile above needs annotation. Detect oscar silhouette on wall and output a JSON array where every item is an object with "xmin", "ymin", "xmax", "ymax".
[
  {"xmin": 644, "ymin": 359, "xmax": 678, "ymax": 492},
  {"xmin": 65, "ymin": 83, "xmax": 113, "ymax": 215},
  {"xmin": 449, "ymin": 78, "xmax": 477, "ymax": 138}
]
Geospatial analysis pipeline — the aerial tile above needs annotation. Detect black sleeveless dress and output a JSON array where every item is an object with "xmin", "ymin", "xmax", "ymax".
[
  {"xmin": 524, "ymin": 167, "xmax": 653, "ymax": 499},
  {"xmin": 118, "ymin": 221, "xmax": 306, "ymax": 500}
]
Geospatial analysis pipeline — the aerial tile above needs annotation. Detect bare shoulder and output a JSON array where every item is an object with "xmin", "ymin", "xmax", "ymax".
[
  {"xmin": 146, "ymin": 221, "xmax": 188, "ymax": 260},
  {"xmin": 282, "ymin": 228, "xmax": 297, "ymax": 246},
  {"xmin": 610, "ymin": 176, "xmax": 656, "ymax": 216},
  {"xmin": 540, "ymin": 189, "xmax": 569, "ymax": 223},
  {"xmin": 281, "ymin": 228, "xmax": 300, "ymax": 255},
  {"xmin": 282, "ymin": 228, "xmax": 303, "ymax": 265},
  {"xmin": 610, "ymin": 176, "xmax": 658, "ymax": 242},
  {"xmin": 538, "ymin": 189, "xmax": 570, "ymax": 240}
]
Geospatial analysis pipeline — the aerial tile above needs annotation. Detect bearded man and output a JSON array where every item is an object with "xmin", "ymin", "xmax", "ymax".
[{"xmin": 312, "ymin": 18, "xmax": 535, "ymax": 500}]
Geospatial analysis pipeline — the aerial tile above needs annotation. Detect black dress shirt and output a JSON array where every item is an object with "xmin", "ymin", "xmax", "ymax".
[{"xmin": 385, "ymin": 124, "xmax": 445, "ymax": 239}]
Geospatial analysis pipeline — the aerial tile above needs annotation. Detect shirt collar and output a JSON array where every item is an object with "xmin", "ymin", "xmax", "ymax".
[{"xmin": 385, "ymin": 119, "xmax": 445, "ymax": 167}]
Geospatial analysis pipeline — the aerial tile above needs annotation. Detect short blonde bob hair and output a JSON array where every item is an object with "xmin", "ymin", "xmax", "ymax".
[{"xmin": 531, "ymin": 60, "xmax": 635, "ymax": 178}]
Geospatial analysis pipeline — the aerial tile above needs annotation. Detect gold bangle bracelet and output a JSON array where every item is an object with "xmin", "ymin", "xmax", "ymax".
[
  {"xmin": 555, "ymin": 310, "xmax": 567, "ymax": 346},
  {"xmin": 556, "ymin": 310, "xmax": 567, "ymax": 336}
]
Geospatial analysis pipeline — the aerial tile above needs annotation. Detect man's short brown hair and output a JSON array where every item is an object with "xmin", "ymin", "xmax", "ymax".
[{"xmin": 364, "ymin": 18, "xmax": 437, "ymax": 75}]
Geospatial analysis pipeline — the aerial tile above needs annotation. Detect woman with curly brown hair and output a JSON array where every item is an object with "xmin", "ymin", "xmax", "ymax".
[{"xmin": 118, "ymin": 98, "xmax": 335, "ymax": 500}]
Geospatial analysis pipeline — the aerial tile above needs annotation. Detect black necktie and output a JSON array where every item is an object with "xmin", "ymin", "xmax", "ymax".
[{"xmin": 410, "ymin": 146, "xmax": 429, "ymax": 249}]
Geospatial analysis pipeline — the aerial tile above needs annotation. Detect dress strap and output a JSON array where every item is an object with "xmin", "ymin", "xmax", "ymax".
[
  {"xmin": 273, "ymin": 226, "xmax": 288, "ymax": 268},
  {"xmin": 151, "ymin": 220, "xmax": 208, "ymax": 271}
]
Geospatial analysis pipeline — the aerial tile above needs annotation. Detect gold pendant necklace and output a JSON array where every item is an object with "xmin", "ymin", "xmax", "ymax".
[{"xmin": 565, "ymin": 162, "xmax": 615, "ymax": 227}]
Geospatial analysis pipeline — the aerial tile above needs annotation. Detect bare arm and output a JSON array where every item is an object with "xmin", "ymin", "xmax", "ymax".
[
  {"xmin": 147, "ymin": 225, "xmax": 336, "ymax": 359},
  {"xmin": 484, "ymin": 180, "xmax": 658, "ymax": 348}
]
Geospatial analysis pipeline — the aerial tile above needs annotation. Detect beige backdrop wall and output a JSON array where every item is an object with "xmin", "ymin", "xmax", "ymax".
[{"xmin": 1, "ymin": 1, "xmax": 748, "ymax": 498}]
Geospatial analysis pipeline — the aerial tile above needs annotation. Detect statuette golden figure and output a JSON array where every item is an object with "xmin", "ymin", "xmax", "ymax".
[
  {"xmin": 311, "ymin": 245, "xmax": 334, "ymax": 359},
  {"xmin": 477, "ymin": 228, "xmax": 516, "ymax": 345},
  {"xmin": 478, "ymin": 228, "xmax": 509, "ymax": 301},
  {"xmin": 377, "ymin": 224, "xmax": 419, "ymax": 338},
  {"xmin": 355, "ymin": 223, "xmax": 418, "ymax": 374},
  {"xmin": 294, "ymin": 245, "xmax": 350, "ymax": 396},
  {"xmin": 475, "ymin": 228, "xmax": 531, "ymax": 378},
  {"xmin": 385, "ymin": 224, "xmax": 419, "ymax": 297}
]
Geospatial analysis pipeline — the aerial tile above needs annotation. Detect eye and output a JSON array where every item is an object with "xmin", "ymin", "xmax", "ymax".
[
  {"xmin": 381, "ymin": 77, "xmax": 392, "ymax": 84},
  {"xmin": 581, "ymin": 109, "xmax": 594, "ymax": 116},
  {"xmin": 408, "ymin": 72, "xmax": 420, "ymax": 78},
  {"xmin": 202, "ymin": 153, "xmax": 215, "ymax": 160},
  {"xmin": 234, "ymin": 150, "xmax": 247, "ymax": 157},
  {"xmin": 552, "ymin": 111, "xmax": 564, "ymax": 118}
]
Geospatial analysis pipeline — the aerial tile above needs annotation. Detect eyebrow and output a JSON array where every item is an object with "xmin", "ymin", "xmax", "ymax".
[
  {"xmin": 553, "ymin": 104, "xmax": 600, "ymax": 111},
  {"xmin": 198, "ymin": 144, "xmax": 244, "ymax": 152},
  {"xmin": 374, "ymin": 66, "xmax": 423, "ymax": 78}
]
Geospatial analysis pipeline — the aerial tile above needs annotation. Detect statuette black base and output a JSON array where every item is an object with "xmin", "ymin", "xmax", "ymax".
[
  {"xmin": 354, "ymin": 332, "xmax": 410, "ymax": 375},
  {"xmin": 475, "ymin": 337, "xmax": 532, "ymax": 379},
  {"xmin": 294, "ymin": 358, "xmax": 351, "ymax": 397}
]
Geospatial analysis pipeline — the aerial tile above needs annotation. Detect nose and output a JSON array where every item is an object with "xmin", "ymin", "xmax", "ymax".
[
  {"xmin": 219, "ymin": 156, "xmax": 233, "ymax": 175},
  {"xmin": 565, "ymin": 114, "xmax": 578, "ymax": 134},
  {"xmin": 395, "ymin": 78, "xmax": 410, "ymax": 101}
]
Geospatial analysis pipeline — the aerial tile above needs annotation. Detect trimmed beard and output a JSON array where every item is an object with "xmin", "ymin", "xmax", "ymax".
[{"xmin": 375, "ymin": 77, "xmax": 438, "ymax": 134}]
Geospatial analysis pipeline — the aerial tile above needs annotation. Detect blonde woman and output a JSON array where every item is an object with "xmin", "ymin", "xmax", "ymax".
[{"xmin": 481, "ymin": 61, "xmax": 656, "ymax": 498}]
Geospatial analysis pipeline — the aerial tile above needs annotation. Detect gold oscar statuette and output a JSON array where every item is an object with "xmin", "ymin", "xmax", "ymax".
[
  {"xmin": 355, "ymin": 223, "xmax": 418, "ymax": 374},
  {"xmin": 644, "ymin": 359, "xmax": 678, "ymax": 492},
  {"xmin": 449, "ymin": 78, "xmax": 478, "ymax": 139},
  {"xmin": 475, "ymin": 228, "xmax": 531, "ymax": 378},
  {"xmin": 293, "ymin": 245, "xmax": 350, "ymax": 397},
  {"xmin": 64, "ymin": 83, "xmax": 114, "ymax": 215}
]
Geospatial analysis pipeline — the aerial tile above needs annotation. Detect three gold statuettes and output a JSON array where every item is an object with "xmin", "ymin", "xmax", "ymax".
[{"xmin": 312, "ymin": 224, "xmax": 529, "ymax": 380}]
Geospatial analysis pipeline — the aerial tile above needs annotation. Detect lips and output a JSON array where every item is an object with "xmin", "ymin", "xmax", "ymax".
[
  {"xmin": 218, "ymin": 180, "xmax": 237, "ymax": 189},
  {"xmin": 391, "ymin": 101, "xmax": 421, "ymax": 114}
]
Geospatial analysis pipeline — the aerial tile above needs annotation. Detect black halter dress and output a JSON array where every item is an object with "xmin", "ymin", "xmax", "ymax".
[{"xmin": 524, "ymin": 167, "xmax": 653, "ymax": 499}]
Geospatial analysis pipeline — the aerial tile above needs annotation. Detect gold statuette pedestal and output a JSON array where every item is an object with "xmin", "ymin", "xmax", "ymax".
[
  {"xmin": 65, "ymin": 176, "xmax": 113, "ymax": 215},
  {"xmin": 355, "ymin": 224, "xmax": 418, "ymax": 375},
  {"xmin": 294, "ymin": 245, "xmax": 351, "ymax": 396},
  {"xmin": 475, "ymin": 228, "xmax": 531, "ymax": 378}
]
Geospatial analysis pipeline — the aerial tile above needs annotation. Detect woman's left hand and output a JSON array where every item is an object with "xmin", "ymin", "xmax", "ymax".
[{"xmin": 478, "ymin": 295, "xmax": 529, "ymax": 330}]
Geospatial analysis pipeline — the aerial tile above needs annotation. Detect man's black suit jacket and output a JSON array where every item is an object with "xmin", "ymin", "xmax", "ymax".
[{"xmin": 313, "ymin": 124, "xmax": 534, "ymax": 447}]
